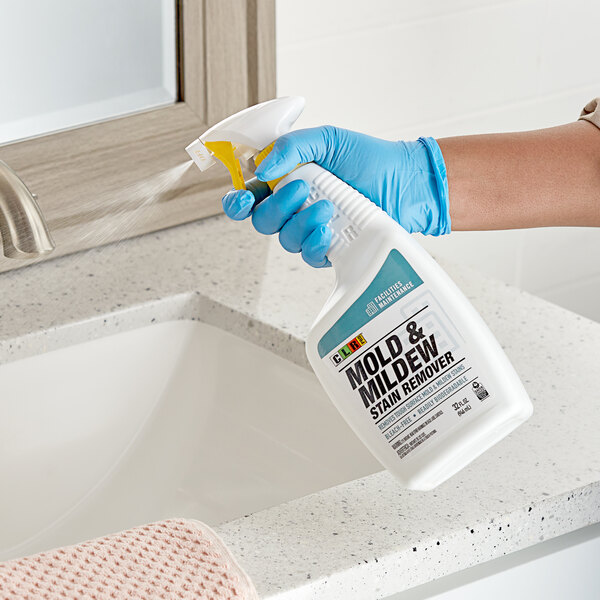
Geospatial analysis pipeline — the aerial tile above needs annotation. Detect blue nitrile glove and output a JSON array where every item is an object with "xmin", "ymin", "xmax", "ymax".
[{"xmin": 221, "ymin": 126, "xmax": 450, "ymax": 268}]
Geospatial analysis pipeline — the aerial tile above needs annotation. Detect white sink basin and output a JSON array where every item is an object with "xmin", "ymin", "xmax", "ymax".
[{"xmin": 0, "ymin": 320, "xmax": 380, "ymax": 561}]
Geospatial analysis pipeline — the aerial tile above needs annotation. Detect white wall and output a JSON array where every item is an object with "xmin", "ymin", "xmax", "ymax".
[{"xmin": 276, "ymin": 0, "xmax": 600, "ymax": 322}]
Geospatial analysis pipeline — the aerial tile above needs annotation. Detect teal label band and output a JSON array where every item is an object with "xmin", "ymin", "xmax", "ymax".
[{"xmin": 318, "ymin": 249, "xmax": 423, "ymax": 358}]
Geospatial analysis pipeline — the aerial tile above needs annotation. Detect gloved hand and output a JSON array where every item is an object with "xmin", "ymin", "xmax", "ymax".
[{"xmin": 221, "ymin": 126, "xmax": 451, "ymax": 268}]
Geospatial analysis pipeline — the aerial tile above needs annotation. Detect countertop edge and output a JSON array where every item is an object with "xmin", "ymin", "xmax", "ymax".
[{"xmin": 216, "ymin": 481, "xmax": 600, "ymax": 599}]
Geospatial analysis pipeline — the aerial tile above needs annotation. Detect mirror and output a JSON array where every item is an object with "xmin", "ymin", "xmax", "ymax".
[{"xmin": 0, "ymin": 0, "xmax": 177, "ymax": 145}]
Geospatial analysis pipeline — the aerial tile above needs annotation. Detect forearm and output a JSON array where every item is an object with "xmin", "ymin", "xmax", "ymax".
[{"xmin": 437, "ymin": 120, "xmax": 600, "ymax": 230}]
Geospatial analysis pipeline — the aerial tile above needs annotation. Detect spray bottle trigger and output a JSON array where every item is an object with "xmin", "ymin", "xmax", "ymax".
[{"xmin": 204, "ymin": 141, "xmax": 246, "ymax": 190}]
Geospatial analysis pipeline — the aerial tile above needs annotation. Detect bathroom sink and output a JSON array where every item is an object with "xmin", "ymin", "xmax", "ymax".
[{"xmin": 0, "ymin": 320, "xmax": 381, "ymax": 561}]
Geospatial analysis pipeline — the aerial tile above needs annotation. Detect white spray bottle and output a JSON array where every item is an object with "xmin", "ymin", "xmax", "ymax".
[{"xmin": 186, "ymin": 96, "xmax": 533, "ymax": 490}]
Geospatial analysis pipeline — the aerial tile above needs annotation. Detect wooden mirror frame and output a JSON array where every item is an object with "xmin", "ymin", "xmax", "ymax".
[{"xmin": 0, "ymin": 0, "xmax": 276, "ymax": 274}]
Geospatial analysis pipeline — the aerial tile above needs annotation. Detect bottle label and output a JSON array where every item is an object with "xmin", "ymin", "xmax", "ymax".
[{"xmin": 319, "ymin": 249, "xmax": 494, "ymax": 461}]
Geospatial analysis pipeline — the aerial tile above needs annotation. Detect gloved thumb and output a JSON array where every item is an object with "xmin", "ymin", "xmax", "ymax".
[{"xmin": 255, "ymin": 127, "xmax": 333, "ymax": 182}]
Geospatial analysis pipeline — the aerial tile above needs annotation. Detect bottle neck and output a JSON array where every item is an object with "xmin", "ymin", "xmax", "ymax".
[
  {"xmin": 323, "ymin": 179, "xmax": 382, "ymax": 268},
  {"xmin": 328, "ymin": 211, "xmax": 385, "ymax": 277},
  {"xmin": 275, "ymin": 163, "xmax": 383, "ymax": 265},
  {"xmin": 327, "ymin": 201, "xmax": 381, "ymax": 266}
]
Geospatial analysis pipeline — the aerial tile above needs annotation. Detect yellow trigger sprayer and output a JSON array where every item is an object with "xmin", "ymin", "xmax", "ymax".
[{"xmin": 186, "ymin": 96, "xmax": 305, "ymax": 192}]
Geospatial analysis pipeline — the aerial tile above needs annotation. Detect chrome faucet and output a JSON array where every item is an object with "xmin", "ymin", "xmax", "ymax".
[{"xmin": 0, "ymin": 160, "xmax": 55, "ymax": 258}]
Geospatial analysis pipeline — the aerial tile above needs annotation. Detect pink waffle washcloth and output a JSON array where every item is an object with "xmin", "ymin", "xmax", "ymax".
[{"xmin": 0, "ymin": 518, "xmax": 259, "ymax": 600}]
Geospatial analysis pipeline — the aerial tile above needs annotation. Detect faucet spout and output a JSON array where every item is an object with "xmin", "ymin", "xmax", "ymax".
[{"xmin": 0, "ymin": 160, "xmax": 55, "ymax": 259}]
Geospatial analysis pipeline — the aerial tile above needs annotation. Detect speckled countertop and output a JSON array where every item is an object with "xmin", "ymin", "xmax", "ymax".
[{"xmin": 1, "ymin": 215, "xmax": 599, "ymax": 599}]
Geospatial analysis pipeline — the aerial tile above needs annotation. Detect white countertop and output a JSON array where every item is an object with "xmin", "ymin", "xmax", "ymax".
[{"xmin": 1, "ymin": 215, "xmax": 599, "ymax": 599}]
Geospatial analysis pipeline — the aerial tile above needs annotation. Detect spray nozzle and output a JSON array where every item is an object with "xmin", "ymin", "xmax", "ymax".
[{"xmin": 186, "ymin": 96, "xmax": 305, "ymax": 190}]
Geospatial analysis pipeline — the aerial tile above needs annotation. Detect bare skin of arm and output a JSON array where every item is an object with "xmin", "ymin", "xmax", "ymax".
[{"xmin": 437, "ymin": 120, "xmax": 600, "ymax": 230}]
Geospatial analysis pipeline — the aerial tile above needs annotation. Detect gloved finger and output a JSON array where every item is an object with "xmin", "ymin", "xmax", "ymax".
[
  {"xmin": 222, "ymin": 189, "xmax": 255, "ymax": 221},
  {"xmin": 255, "ymin": 127, "xmax": 339, "ymax": 182},
  {"xmin": 301, "ymin": 225, "xmax": 332, "ymax": 268},
  {"xmin": 251, "ymin": 179, "xmax": 309, "ymax": 235},
  {"xmin": 278, "ymin": 199, "xmax": 334, "ymax": 253},
  {"xmin": 221, "ymin": 178, "xmax": 272, "ymax": 221}
]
